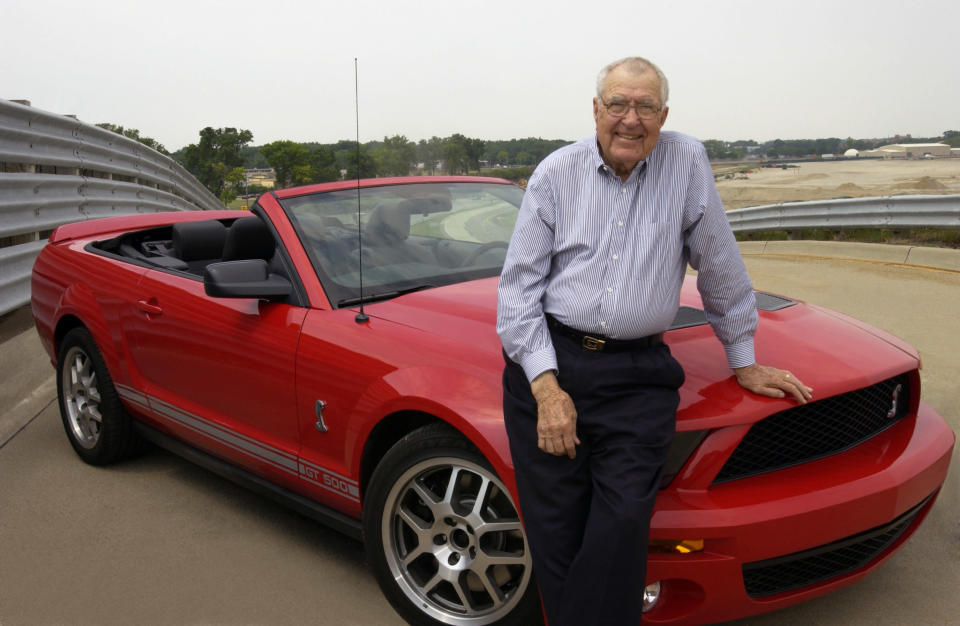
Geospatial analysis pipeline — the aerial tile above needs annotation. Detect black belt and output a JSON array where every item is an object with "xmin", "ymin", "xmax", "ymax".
[{"xmin": 546, "ymin": 315, "xmax": 662, "ymax": 353}]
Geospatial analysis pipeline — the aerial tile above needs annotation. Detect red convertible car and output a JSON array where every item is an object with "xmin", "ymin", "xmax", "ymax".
[{"xmin": 32, "ymin": 176, "xmax": 954, "ymax": 625}]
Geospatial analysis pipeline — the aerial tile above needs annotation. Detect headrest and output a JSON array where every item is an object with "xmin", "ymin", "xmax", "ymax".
[
  {"xmin": 222, "ymin": 217, "xmax": 276, "ymax": 261},
  {"xmin": 366, "ymin": 204, "xmax": 411, "ymax": 243},
  {"xmin": 172, "ymin": 220, "xmax": 227, "ymax": 261}
]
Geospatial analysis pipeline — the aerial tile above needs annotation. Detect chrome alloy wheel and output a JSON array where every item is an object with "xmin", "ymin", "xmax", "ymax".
[
  {"xmin": 61, "ymin": 345, "xmax": 103, "ymax": 449},
  {"xmin": 381, "ymin": 457, "xmax": 532, "ymax": 625}
]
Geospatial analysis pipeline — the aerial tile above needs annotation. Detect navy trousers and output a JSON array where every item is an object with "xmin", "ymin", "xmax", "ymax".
[{"xmin": 502, "ymin": 330, "xmax": 683, "ymax": 626}]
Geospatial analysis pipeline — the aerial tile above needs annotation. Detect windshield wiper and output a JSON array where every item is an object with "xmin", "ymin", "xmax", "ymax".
[{"xmin": 338, "ymin": 284, "xmax": 436, "ymax": 308}]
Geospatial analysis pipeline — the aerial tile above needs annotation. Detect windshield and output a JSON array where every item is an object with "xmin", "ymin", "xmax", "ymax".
[{"xmin": 280, "ymin": 181, "xmax": 523, "ymax": 307}]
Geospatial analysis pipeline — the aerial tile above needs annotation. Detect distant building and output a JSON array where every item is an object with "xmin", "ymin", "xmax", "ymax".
[
  {"xmin": 860, "ymin": 143, "xmax": 952, "ymax": 159},
  {"xmin": 244, "ymin": 168, "xmax": 276, "ymax": 188},
  {"xmin": 844, "ymin": 148, "xmax": 859, "ymax": 158}
]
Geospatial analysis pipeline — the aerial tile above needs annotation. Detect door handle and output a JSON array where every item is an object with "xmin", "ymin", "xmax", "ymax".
[{"xmin": 137, "ymin": 300, "xmax": 163, "ymax": 316}]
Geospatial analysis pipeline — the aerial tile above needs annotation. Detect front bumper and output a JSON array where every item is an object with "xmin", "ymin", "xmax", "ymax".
[{"xmin": 645, "ymin": 402, "xmax": 954, "ymax": 624}]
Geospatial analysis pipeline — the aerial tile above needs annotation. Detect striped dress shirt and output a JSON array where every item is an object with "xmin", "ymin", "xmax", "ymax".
[{"xmin": 497, "ymin": 131, "xmax": 758, "ymax": 382}]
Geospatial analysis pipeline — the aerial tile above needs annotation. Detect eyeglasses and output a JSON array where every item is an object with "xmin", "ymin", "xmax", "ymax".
[{"xmin": 600, "ymin": 98, "xmax": 662, "ymax": 120}]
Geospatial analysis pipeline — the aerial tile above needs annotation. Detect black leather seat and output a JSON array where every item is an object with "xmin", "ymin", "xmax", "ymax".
[
  {"xmin": 223, "ymin": 217, "xmax": 276, "ymax": 262},
  {"xmin": 171, "ymin": 220, "xmax": 228, "ymax": 274}
]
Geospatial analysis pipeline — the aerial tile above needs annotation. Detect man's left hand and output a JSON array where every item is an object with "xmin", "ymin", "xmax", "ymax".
[{"xmin": 733, "ymin": 363, "xmax": 813, "ymax": 404}]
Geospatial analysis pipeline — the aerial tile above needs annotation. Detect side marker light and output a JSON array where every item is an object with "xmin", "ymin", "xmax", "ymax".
[{"xmin": 649, "ymin": 539, "xmax": 705, "ymax": 554}]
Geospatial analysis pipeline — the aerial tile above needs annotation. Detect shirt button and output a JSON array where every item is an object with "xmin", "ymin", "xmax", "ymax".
[
  {"xmin": 618, "ymin": 221, "xmax": 623, "ymax": 226},
  {"xmin": 621, "ymin": 188, "xmax": 626, "ymax": 194},
  {"xmin": 600, "ymin": 321, "xmax": 607, "ymax": 328},
  {"xmin": 612, "ymin": 254, "xmax": 618, "ymax": 260},
  {"xmin": 607, "ymin": 287, "xmax": 613, "ymax": 293}
]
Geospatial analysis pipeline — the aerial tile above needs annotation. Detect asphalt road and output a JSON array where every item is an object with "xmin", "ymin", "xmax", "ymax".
[{"xmin": 1, "ymin": 242, "xmax": 958, "ymax": 625}]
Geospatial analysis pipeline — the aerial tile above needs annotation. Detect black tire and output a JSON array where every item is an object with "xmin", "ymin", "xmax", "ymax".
[
  {"xmin": 56, "ymin": 327, "xmax": 145, "ymax": 465},
  {"xmin": 363, "ymin": 423, "xmax": 542, "ymax": 626}
]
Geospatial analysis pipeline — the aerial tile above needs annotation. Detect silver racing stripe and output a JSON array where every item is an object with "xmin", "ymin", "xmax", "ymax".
[
  {"xmin": 114, "ymin": 384, "xmax": 360, "ymax": 502},
  {"xmin": 149, "ymin": 397, "xmax": 298, "ymax": 475},
  {"xmin": 115, "ymin": 384, "xmax": 151, "ymax": 413}
]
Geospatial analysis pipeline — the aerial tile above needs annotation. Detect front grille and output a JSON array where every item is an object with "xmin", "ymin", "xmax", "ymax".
[
  {"xmin": 742, "ymin": 495, "xmax": 929, "ymax": 597},
  {"xmin": 714, "ymin": 374, "xmax": 910, "ymax": 484}
]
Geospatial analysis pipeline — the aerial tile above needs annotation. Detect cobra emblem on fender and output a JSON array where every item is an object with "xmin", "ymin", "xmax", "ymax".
[
  {"xmin": 315, "ymin": 399, "xmax": 329, "ymax": 433},
  {"xmin": 886, "ymin": 384, "xmax": 903, "ymax": 419}
]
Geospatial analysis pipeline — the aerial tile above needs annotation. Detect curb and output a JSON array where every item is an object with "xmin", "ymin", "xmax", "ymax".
[
  {"xmin": 738, "ymin": 240, "xmax": 960, "ymax": 273},
  {"xmin": 0, "ymin": 377, "xmax": 55, "ymax": 448}
]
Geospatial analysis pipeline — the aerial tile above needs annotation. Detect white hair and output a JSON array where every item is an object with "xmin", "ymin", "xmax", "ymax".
[{"xmin": 596, "ymin": 57, "xmax": 669, "ymax": 106}]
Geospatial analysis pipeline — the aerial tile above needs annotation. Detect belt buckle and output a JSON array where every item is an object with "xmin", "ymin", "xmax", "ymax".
[{"xmin": 582, "ymin": 336, "xmax": 606, "ymax": 351}]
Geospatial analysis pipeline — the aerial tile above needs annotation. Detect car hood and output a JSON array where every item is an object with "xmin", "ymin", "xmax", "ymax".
[{"xmin": 366, "ymin": 277, "xmax": 920, "ymax": 429}]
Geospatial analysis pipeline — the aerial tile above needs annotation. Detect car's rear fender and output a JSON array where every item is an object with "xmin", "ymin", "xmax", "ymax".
[
  {"xmin": 33, "ymin": 242, "xmax": 147, "ymax": 387},
  {"xmin": 48, "ymin": 282, "xmax": 124, "ymax": 377}
]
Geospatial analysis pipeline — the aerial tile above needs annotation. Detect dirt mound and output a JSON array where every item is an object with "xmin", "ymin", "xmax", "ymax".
[
  {"xmin": 835, "ymin": 183, "xmax": 863, "ymax": 192},
  {"xmin": 895, "ymin": 176, "xmax": 947, "ymax": 190}
]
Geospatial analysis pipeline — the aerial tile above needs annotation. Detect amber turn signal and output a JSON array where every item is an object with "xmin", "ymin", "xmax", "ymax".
[{"xmin": 649, "ymin": 539, "xmax": 705, "ymax": 554}]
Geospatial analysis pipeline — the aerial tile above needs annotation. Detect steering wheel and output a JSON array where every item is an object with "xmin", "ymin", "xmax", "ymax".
[{"xmin": 460, "ymin": 242, "xmax": 509, "ymax": 267}]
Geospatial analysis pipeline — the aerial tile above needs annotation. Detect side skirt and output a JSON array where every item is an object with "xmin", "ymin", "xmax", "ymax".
[{"xmin": 134, "ymin": 421, "xmax": 363, "ymax": 540}]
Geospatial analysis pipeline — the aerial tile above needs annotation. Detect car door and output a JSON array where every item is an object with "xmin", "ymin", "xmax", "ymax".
[{"xmin": 126, "ymin": 267, "xmax": 306, "ymax": 490}]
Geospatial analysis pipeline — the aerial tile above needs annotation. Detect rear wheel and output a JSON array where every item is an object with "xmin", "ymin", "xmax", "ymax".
[
  {"xmin": 363, "ymin": 423, "xmax": 541, "ymax": 626},
  {"xmin": 57, "ymin": 327, "xmax": 144, "ymax": 465}
]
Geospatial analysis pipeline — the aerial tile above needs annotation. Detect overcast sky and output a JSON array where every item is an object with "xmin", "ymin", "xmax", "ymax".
[{"xmin": 4, "ymin": 0, "xmax": 958, "ymax": 151}]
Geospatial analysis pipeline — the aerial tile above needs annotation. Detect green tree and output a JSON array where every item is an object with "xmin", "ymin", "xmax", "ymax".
[
  {"xmin": 290, "ymin": 165, "xmax": 314, "ymax": 186},
  {"xmin": 181, "ymin": 127, "xmax": 254, "ymax": 199},
  {"xmin": 308, "ymin": 145, "xmax": 340, "ymax": 183},
  {"xmin": 417, "ymin": 137, "xmax": 444, "ymax": 174},
  {"xmin": 442, "ymin": 142, "xmax": 469, "ymax": 174},
  {"xmin": 345, "ymin": 147, "xmax": 379, "ymax": 180},
  {"xmin": 464, "ymin": 137, "xmax": 486, "ymax": 172},
  {"xmin": 240, "ymin": 145, "xmax": 269, "ymax": 168},
  {"xmin": 261, "ymin": 140, "xmax": 311, "ymax": 188},
  {"xmin": 373, "ymin": 135, "xmax": 416, "ymax": 176},
  {"xmin": 221, "ymin": 166, "xmax": 246, "ymax": 204},
  {"xmin": 96, "ymin": 123, "xmax": 169, "ymax": 155},
  {"xmin": 261, "ymin": 141, "xmax": 341, "ymax": 188},
  {"xmin": 332, "ymin": 140, "xmax": 360, "ymax": 175},
  {"xmin": 446, "ymin": 134, "xmax": 485, "ymax": 173},
  {"xmin": 483, "ymin": 138, "xmax": 571, "ymax": 167}
]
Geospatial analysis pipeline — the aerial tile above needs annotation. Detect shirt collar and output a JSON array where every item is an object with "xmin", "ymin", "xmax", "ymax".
[{"xmin": 591, "ymin": 133, "xmax": 649, "ymax": 181}]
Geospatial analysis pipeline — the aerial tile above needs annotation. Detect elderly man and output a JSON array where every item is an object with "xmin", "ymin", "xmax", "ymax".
[{"xmin": 497, "ymin": 57, "xmax": 812, "ymax": 625}]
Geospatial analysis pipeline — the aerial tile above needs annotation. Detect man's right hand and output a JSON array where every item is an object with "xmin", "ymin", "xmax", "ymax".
[{"xmin": 530, "ymin": 371, "xmax": 580, "ymax": 458}]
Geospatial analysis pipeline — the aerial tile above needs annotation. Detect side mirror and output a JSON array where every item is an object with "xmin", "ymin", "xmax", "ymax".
[{"xmin": 203, "ymin": 259, "xmax": 292, "ymax": 300}]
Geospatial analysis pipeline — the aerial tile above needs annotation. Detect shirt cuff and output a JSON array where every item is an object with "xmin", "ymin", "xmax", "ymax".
[
  {"xmin": 519, "ymin": 349, "xmax": 559, "ymax": 384},
  {"xmin": 724, "ymin": 339, "xmax": 756, "ymax": 370}
]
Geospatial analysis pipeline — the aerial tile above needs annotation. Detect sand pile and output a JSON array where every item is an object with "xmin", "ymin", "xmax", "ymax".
[
  {"xmin": 835, "ymin": 183, "xmax": 863, "ymax": 194},
  {"xmin": 894, "ymin": 176, "xmax": 947, "ymax": 191}
]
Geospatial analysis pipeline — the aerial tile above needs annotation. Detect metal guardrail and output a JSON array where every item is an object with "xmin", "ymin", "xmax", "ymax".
[
  {"xmin": 726, "ymin": 194, "xmax": 960, "ymax": 233},
  {"xmin": 0, "ymin": 98, "xmax": 224, "ymax": 315}
]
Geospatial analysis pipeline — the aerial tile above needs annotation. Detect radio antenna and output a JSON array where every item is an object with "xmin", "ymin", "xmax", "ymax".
[{"xmin": 353, "ymin": 57, "xmax": 369, "ymax": 324}]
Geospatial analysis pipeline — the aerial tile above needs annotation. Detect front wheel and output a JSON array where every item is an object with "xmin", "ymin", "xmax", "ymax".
[{"xmin": 363, "ymin": 424, "xmax": 541, "ymax": 626}]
